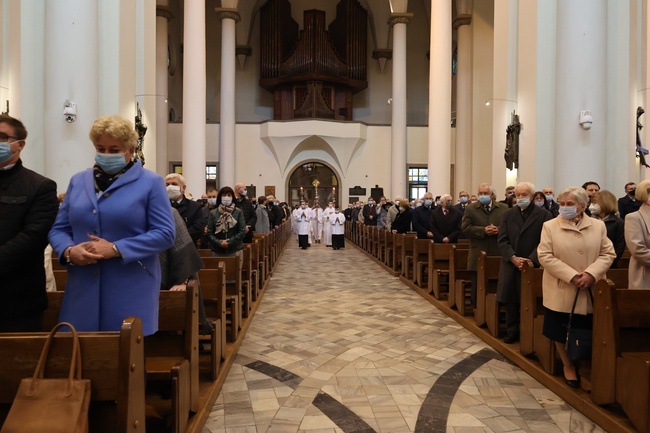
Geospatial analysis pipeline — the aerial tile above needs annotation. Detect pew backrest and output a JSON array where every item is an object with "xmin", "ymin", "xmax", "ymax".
[{"xmin": 0, "ymin": 317, "xmax": 146, "ymax": 433}]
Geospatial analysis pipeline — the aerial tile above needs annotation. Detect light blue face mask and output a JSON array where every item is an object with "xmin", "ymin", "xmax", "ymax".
[
  {"xmin": 478, "ymin": 195, "xmax": 491, "ymax": 205},
  {"xmin": 95, "ymin": 152, "xmax": 127, "ymax": 174},
  {"xmin": 0, "ymin": 142, "xmax": 14, "ymax": 163}
]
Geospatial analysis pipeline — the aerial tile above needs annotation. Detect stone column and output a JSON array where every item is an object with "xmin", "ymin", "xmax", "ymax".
[
  {"xmin": 390, "ymin": 13, "xmax": 410, "ymax": 198},
  {"xmin": 428, "ymin": 0, "xmax": 452, "ymax": 193},
  {"xmin": 453, "ymin": 0, "xmax": 472, "ymax": 196},
  {"xmin": 216, "ymin": 8, "xmax": 240, "ymax": 189},
  {"xmin": 182, "ymin": 0, "xmax": 207, "ymax": 196},
  {"xmin": 45, "ymin": 0, "xmax": 99, "ymax": 190},
  {"xmin": 156, "ymin": 3, "xmax": 172, "ymax": 176},
  {"xmin": 553, "ymin": 0, "xmax": 606, "ymax": 187}
]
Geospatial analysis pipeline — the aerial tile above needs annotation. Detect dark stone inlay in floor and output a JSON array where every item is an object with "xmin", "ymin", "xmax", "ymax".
[
  {"xmin": 244, "ymin": 360, "xmax": 303, "ymax": 389},
  {"xmin": 414, "ymin": 348, "xmax": 500, "ymax": 433},
  {"xmin": 312, "ymin": 391, "xmax": 377, "ymax": 433}
]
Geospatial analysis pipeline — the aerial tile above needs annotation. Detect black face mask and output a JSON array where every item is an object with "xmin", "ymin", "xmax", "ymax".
[{"xmin": 630, "ymin": 189, "xmax": 636, "ymax": 197}]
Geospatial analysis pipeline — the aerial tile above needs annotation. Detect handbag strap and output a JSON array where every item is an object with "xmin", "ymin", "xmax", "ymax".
[
  {"xmin": 567, "ymin": 286, "xmax": 595, "ymax": 331},
  {"xmin": 29, "ymin": 322, "xmax": 82, "ymax": 397}
]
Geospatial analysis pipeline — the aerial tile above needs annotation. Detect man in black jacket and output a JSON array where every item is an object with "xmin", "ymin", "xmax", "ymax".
[
  {"xmin": 430, "ymin": 194, "xmax": 462, "ymax": 243},
  {"xmin": 618, "ymin": 182, "xmax": 641, "ymax": 219},
  {"xmin": 235, "ymin": 182, "xmax": 257, "ymax": 243},
  {"xmin": 412, "ymin": 192, "xmax": 435, "ymax": 239},
  {"xmin": 0, "ymin": 115, "xmax": 59, "ymax": 332},
  {"xmin": 266, "ymin": 195, "xmax": 284, "ymax": 228},
  {"xmin": 165, "ymin": 173, "xmax": 205, "ymax": 244}
]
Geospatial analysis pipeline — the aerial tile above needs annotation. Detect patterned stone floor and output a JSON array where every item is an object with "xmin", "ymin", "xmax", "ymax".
[{"xmin": 203, "ymin": 241, "xmax": 605, "ymax": 433}]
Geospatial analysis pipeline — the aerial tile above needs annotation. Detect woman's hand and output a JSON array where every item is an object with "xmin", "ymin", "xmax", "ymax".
[
  {"xmin": 169, "ymin": 284, "xmax": 187, "ymax": 292},
  {"xmin": 68, "ymin": 242, "xmax": 103, "ymax": 266},
  {"xmin": 570, "ymin": 272, "xmax": 596, "ymax": 290},
  {"xmin": 84, "ymin": 234, "xmax": 120, "ymax": 259}
]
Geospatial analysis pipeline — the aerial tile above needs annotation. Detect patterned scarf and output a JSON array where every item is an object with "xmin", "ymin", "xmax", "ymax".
[
  {"xmin": 214, "ymin": 203, "xmax": 237, "ymax": 235},
  {"xmin": 93, "ymin": 161, "xmax": 134, "ymax": 193}
]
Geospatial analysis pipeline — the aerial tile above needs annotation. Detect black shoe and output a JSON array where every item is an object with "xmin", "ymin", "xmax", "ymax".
[
  {"xmin": 564, "ymin": 376, "xmax": 580, "ymax": 389},
  {"xmin": 503, "ymin": 333, "xmax": 519, "ymax": 344}
]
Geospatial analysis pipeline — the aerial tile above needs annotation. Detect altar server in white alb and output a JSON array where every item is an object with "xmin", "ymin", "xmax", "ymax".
[
  {"xmin": 311, "ymin": 201, "xmax": 323, "ymax": 244},
  {"xmin": 330, "ymin": 205, "xmax": 346, "ymax": 250},
  {"xmin": 293, "ymin": 200, "xmax": 312, "ymax": 249},
  {"xmin": 322, "ymin": 201, "xmax": 335, "ymax": 247}
]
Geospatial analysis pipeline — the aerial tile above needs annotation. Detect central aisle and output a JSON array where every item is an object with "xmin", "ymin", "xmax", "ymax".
[{"xmin": 204, "ymin": 241, "xmax": 604, "ymax": 433}]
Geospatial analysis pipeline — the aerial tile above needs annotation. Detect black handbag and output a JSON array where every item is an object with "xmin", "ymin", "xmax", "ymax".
[{"xmin": 565, "ymin": 287, "xmax": 594, "ymax": 362}]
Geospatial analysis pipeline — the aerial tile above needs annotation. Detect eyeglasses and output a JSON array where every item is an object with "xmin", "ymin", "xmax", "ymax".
[{"xmin": 0, "ymin": 133, "xmax": 20, "ymax": 142}]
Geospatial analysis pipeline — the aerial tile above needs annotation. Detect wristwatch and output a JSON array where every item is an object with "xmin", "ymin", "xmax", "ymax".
[{"xmin": 112, "ymin": 243, "xmax": 121, "ymax": 258}]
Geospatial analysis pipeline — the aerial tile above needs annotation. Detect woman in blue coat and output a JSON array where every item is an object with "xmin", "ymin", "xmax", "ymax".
[{"xmin": 49, "ymin": 115, "xmax": 175, "ymax": 336}]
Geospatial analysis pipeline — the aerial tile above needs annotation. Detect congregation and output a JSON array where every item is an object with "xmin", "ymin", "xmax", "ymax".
[{"xmin": 2, "ymin": 110, "xmax": 650, "ymax": 432}]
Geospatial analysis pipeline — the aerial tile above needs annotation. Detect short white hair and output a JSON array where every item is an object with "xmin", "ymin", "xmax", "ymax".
[
  {"xmin": 165, "ymin": 173, "xmax": 185, "ymax": 186},
  {"xmin": 516, "ymin": 182, "xmax": 536, "ymax": 196},
  {"xmin": 440, "ymin": 194, "xmax": 452, "ymax": 201},
  {"xmin": 478, "ymin": 183, "xmax": 496, "ymax": 196},
  {"xmin": 557, "ymin": 186, "xmax": 589, "ymax": 206}
]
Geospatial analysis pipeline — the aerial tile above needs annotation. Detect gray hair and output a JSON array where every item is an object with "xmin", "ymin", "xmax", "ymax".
[
  {"xmin": 478, "ymin": 183, "xmax": 496, "ymax": 196},
  {"xmin": 557, "ymin": 186, "xmax": 589, "ymax": 206},
  {"xmin": 516, "ymin": 182, "xmax": 536, "ymax": 196},
  {"xmin": 165, "ymin": 173, "xmax": 185, "ymax": 186},
  {"xmin": 440, "ymin": 194, "xmax": 452, "ymax": 201}
]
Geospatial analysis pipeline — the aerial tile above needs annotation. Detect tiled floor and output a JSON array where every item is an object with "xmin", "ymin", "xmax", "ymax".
[{"xmin": 203, "ymin": 241, "xmax": 605, "ymax": 433}]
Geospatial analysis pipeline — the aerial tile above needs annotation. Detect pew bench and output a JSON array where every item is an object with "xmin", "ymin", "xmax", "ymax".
[
  {"xmin": 0, "ymin": 317, "xmax": 146, "ymax": 433},
  {"xmin": 519, "ymin": 263, "xmax": 556, "ymax": 374},
  {"xmin": 145, "ymin": 282, "xmax": 200, "ymax": 432},
  {"xmin": 198, "ymin": 264, "xmax": 226, "ymax": 381},
  {"xmin": 202, "ymin": 256, "xmax": 244, "ymax": 342},
  {"xmin": 592, "ymin": 279, "xmax": 650, "ymax": 433},
  {"xmin": 413, "ymin": 239, "xmax": 432, "ymax": 288},
  {"xmin": 475, "ymin": 252, "xmax": 501, "ymax": 330},
  {"xmin": 449, "ymin": 247, "xmax": 472, "ymax": 315},
  {"xmin": 401, "ymin": 234, "xmax": 416, "ymax": 280}
]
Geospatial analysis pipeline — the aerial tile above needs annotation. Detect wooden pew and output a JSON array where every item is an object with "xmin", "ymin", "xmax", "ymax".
[
  {"xmin": 385, "ymin": 231, "xmax": 395, "ymax": 268},
  {"xmin": 519, "ymin": 263, "xmax": 556, "ymax": 374},
  {"xmin": 241, "ymin": 245, "xmax": 253, "ymax": 314},
  {"xmin": 146, "ymin": 282, "xmax": 199, "ymax": 424},
  {"xmin": 401, "ymin": 234, "xmax": 416, "ymax": 279},
  {"xmin": 449, "ymin": 247, "xmax": 472, "ymax": 315},
  {"xmin": 428, "ymin": 243, "xmax": 469, "ymax": 300},
  {"xmin": 412, "ymin": 239, "xmax": 432, "ymax": 288},
  {"xmin": 475, "ymin": 252, "xmax": 501, "ymax": 329},
  {"xmin": 198, "ymin": 264, "xmax": 226, "ymax": 380},
  {"xmin": 377, "ymin": 228, "xmax": 387, "ymax": 262},
  {"xmin": 0, "ymin": 317, "xmax": 146, "ymax": 433},
  {"xmin": 201, "ymin": 256, "xmax": 244, "ymax": 342},
  {"xmin": 249, "ymin": 240, "xmax": 261, "ymax": 299},
  {"xmin": 592, "ymin": 279, "xmax": 650, "ymax": 433}
]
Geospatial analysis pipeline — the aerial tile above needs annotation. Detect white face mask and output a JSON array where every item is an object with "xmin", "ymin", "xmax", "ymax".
[
  {"xmin": 588, "ymin": 203, "xmax": 601, "ymax": 215},
  {"xmin": 207, "ymin": 198, "xmax": 217, "ymax": 206},
  {"xmin": 241, "ymin": 189, "xmax": 247, "ymax": 196},
  {"xmin": 221, "ymin": 196, "xmax": 232, "ymax": 206},
  {"xmin": 166, "ymin": 185, "xmax": 182, "ymax": 200}
]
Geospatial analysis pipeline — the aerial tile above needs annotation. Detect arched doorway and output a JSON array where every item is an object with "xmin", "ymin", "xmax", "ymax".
[{"xmin": 288, "ymin": 162, "xmax": 339, "ymax": 208}]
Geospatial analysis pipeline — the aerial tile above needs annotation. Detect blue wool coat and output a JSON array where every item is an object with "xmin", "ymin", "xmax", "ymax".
[{"xmin": 48, "ymin": 162, "xmax": 175, "ymax": 335}]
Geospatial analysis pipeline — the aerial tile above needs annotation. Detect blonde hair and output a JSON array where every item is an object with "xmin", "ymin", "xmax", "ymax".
[
  {"xmin": 89, "ymin": 115, "xmax": 138, "ymax": 151},
  {"xmin": 592, "ymin": 190, "xmax": 617, "ymax": 215},
  {"xmin": 636, "ymin": 180, "xmax": 650, "ymax": 203}
]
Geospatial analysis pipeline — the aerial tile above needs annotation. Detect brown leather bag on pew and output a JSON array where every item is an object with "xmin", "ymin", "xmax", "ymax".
[{"xmin": 1, "ymin": 322, "xmax": 91, "ymax": 433}]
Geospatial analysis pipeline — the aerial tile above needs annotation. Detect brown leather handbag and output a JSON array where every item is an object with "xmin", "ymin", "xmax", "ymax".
[{"xmin": 1, "ymin": 322, "xmax": 91, "ymax": 433}]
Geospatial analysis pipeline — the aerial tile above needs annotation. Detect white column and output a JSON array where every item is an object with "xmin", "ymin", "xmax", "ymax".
[
  {"xmin": 390, "ymin": 14, "xmax": 409, "ymax": 198},
  {"xmin": 136, "ymin": 0, "xmax": 157, "ymax": 172},
  {"xmin": 554, "ymin": 0, "xmax": 606, "ymax": 188},
  {"xmin": 453, "ymin": 0, "xmax": 472, "ymax": 196},
  {"xmin": 428, "ymin": 0, "xmax": 452, "ymax": 193},
  {"xmin": 217, "ymin": 8, "xmax": 240, "ymax": 189},
  {"xmin": 45, "ymin": 0, "xmax": 99, "ymax": 191},
  {"xmin": 182, "ymin": 0, "xmax": 207, "ymax": 196},
  {"xmin": 156, "ymin": 3, "xmax": 172, "ymax": 176},
  {"xmin": 491, "ymin": 0, "xmax": 518, "ymax": 194}
]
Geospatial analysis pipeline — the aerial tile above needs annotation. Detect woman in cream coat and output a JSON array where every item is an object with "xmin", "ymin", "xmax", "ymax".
[
  {"xmin": 625, "ymin": 179, "xmax": 650, "ymax": 289},
  {"xmin": 538, "ymin": 186, "xmax": 615, "ymax": 388}
]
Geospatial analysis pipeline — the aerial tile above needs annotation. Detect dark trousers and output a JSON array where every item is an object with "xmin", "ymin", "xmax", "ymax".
[
  {"xmin": 298, "ymin": 234, "xmax": 309, "ymax": 248},
  {"xmin": 332, "ymin": 234, "xmax": 345, "ymax": 249},
  {"xmin": 243, "ymin": 230, "xmax": 253, "ymax": 244},
  {"xmin": 469, "ymin": 271, "xmax": 477, "ymax": 309},
  {"xmin": 506, "ymin": 302, "xmax": 520, "ymax": 336}
]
